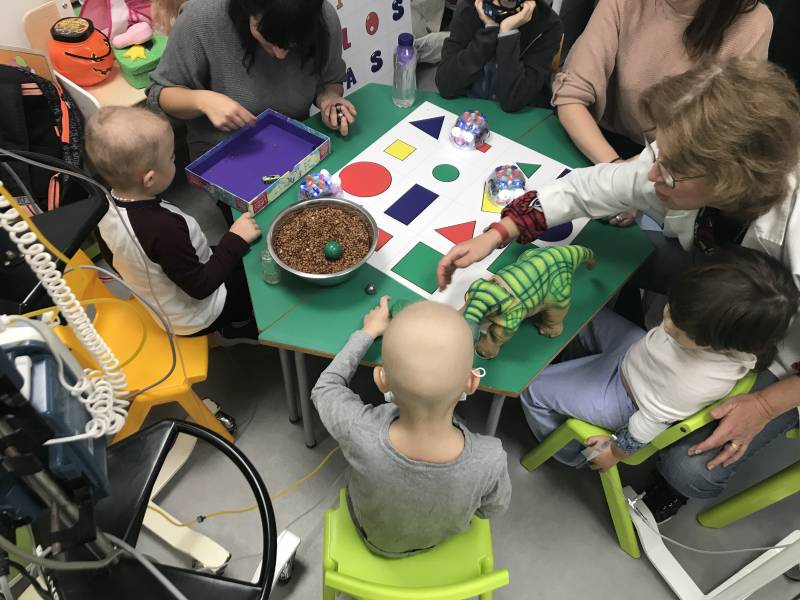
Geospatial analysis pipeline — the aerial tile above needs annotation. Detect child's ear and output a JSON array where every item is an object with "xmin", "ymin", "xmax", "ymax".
[
  {"xmin": 373, "ymin": 366, "xmax": 389, "ymax": 393},
  {"xmin": 466, "ymin": 371, "xmax": 480, "ymax": 395},
  {"xmin": 142, "ymin": 169, "xmax": 156, "ymax": 189}
]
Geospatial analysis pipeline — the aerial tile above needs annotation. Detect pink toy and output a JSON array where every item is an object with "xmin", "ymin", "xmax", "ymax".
[{"xmin": 80, "ymin": 0, "xmax": 153, "ymax": 48}]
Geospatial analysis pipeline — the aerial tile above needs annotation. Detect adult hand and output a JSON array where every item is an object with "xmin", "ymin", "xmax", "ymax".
[
  {"xmin": 605, "ymin": 209, "xmax": 637, "ymax": 227},
  {"xmin": 319, "ymin": 95, "xmax": 357, "ymax": 136},
  {"xmin": 197, "ymin": 90, "xmax": 256, "ymax": 132},
  {"xmin": 363, "ymin": 295, "xmax": 391, "ymax": 338},
  {"xmin": 474, "ymin": 0, "xmax": 495, "ymax": 26},
  {"xmin": 229, "ymin": 213, "xmax": 261, "ymax": 244},
  {"xmin": 500, "ymin": 0, "xmax": 536, "ymax": 33},
  {"xmin": 688, "ymin": 391, "xmax": 774, "ymax": 469},
  {"xmin": 437, "ymin": 230, "xmax": 502, "ymax": 291}
]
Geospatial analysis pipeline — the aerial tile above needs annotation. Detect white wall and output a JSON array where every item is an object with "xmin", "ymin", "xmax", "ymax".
[{"xmin": 1, "ymin": 0, "xmax": 71, "ymax": 48}]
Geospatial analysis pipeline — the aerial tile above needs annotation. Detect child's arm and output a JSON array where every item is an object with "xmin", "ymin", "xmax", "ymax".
[
  {"xmin": 138, "ymin": 210, "xmax": 258, "ymax": 300},
  {"xmin": 435, "ymin": 1, "xmax": 500, "ymax": 99},
  {"xmin": 585, "ymin": 411, "xmax": 669, "ymax": 470},
  {"xmin": 311, "ymin": 297, "xmax": 391, "ymax": 442},
  {"xmin": 476, "ymin": 453, "xmax": 512, "ymax": 519},
  {"xmin": 494, "ymin": 4, "xmax": 564, "ymax": 112}
]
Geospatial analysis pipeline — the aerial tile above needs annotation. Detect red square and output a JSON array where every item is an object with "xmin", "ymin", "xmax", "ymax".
[{"xmin": 477, "ymin": 143, "xmax": 491, "ymax": 153}]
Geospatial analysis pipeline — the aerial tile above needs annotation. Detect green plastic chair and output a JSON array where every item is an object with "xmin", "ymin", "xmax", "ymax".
[
  {"xmin": 698, "ymin": 427, "xmax": 800, "ymax": 528},
  {"xmin": 520, "ymin": 372, "xmax": 757, "ymax": 559},
  {"xmin": 322, "ymin": 489, "xmax": 509, "ymax": 600}
]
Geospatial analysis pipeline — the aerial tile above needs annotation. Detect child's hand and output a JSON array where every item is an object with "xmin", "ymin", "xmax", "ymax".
[
  {"xmin": 229, "ymin": 213, "xmax": 261, "ymax": 244},
  {"xmin": 363, "ymin": 296, "xmax": 391, "ymax": 339},
  {"xmin": 500, "ymin": 0, "xmax": 536, "ymax": 33},
  {"xmin": 197, "ymin": 90, "xmax": 256, "ymax": 132},
  {"xmin": 474, "ymin": 0, "xmax": 495, "ymax": 26},
  {"xmin": 585, "ymin": 436, "xmax": 621, "ymax": 471}
]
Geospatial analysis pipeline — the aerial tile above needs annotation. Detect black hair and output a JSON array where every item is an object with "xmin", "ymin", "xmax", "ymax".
[
  {"xmin": 228, "ymin": 0, "xmax": 330, "ymax": 73},
  {"xmin": 668, "ymin": 246, "xmax": 799, "ymax": 370},
  {"xmin": 684, "ymin": 0, "xmax": 758, "ymax": 59}
]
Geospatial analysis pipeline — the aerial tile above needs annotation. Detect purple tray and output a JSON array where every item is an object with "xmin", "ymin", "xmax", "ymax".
[{"xmin": 187, "ymin": 110, "xmax": 330, "ymax": 215}]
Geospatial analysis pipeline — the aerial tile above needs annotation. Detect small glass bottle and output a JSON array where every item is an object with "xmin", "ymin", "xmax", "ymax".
[
  {"xmin": 260, "ymin": 248, "xmax": 281, "ymax": 284},
  {"xmin": 392, "ymin": 33, "xmax": 417, "ymax": 108}
]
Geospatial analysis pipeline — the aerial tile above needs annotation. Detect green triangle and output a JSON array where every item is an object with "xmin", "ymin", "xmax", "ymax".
[{"xmin": 516, "ymin": 162, "xmax": 541, "ymax": 178}]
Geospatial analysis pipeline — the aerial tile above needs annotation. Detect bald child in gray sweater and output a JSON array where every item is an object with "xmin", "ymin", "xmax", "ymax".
[{"xmin": 311, "ymin": 298, "xmax": 511, "ymax": 557}]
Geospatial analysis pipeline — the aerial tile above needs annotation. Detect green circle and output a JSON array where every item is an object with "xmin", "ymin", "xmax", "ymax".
[{"xmin": 432, "ymin": 164, "xmax": 460, "ymax": 182}]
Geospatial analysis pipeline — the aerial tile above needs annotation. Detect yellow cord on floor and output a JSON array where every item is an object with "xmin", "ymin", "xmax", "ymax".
[{"xmin": 147, "ymin": 445, "xmax": 341, "ymax": 527}]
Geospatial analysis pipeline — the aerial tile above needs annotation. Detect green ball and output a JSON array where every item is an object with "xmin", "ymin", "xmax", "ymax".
[{"xmin": 324, "ymin": 241, "xmax": 342, "ymax": 260}]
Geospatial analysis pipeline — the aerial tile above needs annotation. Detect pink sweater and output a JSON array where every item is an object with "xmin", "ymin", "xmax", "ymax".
[{"xmin": 552, "ymin": 0, "xmax": 773, "ymax": 143}]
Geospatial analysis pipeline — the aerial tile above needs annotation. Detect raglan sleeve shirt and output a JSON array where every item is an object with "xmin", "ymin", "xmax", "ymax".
[{"xmin": 130, "ymin": 206, "xmax": 249, "ymax": 300}]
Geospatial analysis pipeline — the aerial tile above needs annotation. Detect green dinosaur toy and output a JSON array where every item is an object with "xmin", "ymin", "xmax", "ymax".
[{"xmin": 463, "ymin": 245, "xmax": 596, "ymax": 358}]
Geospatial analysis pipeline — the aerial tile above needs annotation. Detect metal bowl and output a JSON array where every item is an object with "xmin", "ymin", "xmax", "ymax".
[{"xmin": 266, "ymin": 197, "xmax": 378, "ymax": 287}]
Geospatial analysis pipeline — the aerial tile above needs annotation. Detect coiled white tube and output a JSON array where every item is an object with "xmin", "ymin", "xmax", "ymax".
[{"xmin": 0, "ymin": 190, "xmax": 129, "ymax": 442}]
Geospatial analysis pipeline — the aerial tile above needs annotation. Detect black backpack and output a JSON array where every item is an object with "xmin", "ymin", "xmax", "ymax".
[{"xmin": 0, "ymin": 65, "xmax": 85, "ymax": 211}]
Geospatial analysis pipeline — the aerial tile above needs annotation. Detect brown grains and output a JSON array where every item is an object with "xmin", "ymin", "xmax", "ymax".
[{"xmin": 273, "ymin": 205, "xmax": 372, "ymax": 274}]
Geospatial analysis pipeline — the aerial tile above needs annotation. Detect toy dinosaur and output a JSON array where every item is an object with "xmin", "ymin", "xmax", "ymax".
[{"xmin": 463, "ymin": 245, "xmax": 596, "ymax": 359}]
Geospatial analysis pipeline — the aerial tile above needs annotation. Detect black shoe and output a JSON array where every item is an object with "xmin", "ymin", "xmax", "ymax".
[
  {"xmin": 643, "ymin": 472, "xmax": 688, "ymax": 524},
  {"xmin": 215, "ymin": 410, "xmax": 238, "ymax": 435},
  {"xmin": 213, "ymin": 320, "xmax": 260, "ymax": 347},
  {"xmin": 784, "ymin": 565, "xmax": 800, "ymax": 582}
]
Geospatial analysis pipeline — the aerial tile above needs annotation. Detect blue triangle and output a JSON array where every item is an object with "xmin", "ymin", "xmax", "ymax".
[{"xmin": 410, "ymin": 115, "xmax": 445, "ymax": 139}]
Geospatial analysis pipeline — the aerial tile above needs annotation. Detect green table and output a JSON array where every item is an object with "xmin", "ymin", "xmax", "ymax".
[{"xmin": 243, "ymin": 84, "xmax": 652, "ymax": 446}]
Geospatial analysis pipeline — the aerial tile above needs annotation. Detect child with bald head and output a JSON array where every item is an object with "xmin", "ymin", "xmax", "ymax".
[{"xmin": 312, "ymin": 297, "xmax": 511, "ymax": 557}]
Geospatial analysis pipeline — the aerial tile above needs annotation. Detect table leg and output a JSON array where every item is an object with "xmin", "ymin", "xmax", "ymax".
[
  {"xmin": 279, "ymin": 348, "xmax": 299, "ymax": 423},
  {"xmin": 486, "ymin": 394, "xmax": 505, "ymax": 437},
  {"xmin": 294, "ymin": 351, "xmax": 317, "ymax": 448}
]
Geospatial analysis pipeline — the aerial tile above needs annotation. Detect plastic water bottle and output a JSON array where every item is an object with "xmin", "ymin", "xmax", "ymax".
[
  {"xmin": 393, "ymin": 33, "xmax": 417, "ymax": 108},
  {"xmin": 260, "ymin": 248, "xmax": 281, "ymax": 285}
]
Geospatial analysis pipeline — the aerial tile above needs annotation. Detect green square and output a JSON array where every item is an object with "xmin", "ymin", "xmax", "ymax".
[
  {"xmin": 392, "ymin": 242, "xmax": 443, "ymax": 294},
  {"xmin": 488, "ymin": 243, "xmax": 529, "ymax": 274}
]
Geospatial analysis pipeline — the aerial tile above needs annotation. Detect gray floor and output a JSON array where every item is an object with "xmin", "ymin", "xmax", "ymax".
[{"xmin": 133, "ymin": 66, "xmax": 800, "ymax": 600}]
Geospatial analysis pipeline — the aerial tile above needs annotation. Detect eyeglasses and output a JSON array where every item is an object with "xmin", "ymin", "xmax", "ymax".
[{"xmin": 643, "ymin": 137, "xmax": 703, "ymax": 189}]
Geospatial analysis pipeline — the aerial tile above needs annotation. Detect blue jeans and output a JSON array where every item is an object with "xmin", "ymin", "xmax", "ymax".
[
  {"xmin": 657, "ymin": 370, "xmax": 800, "ymax": 498},
  {"xmin": 520, "ymin": 309, "xmax": 643, "ymax": 466}
]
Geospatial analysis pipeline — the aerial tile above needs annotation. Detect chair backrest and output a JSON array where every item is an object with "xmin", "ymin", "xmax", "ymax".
[
  {"xmin": 23, "ymin": 1, "xmax": 59, "ymax": 55},
  {"xmin": 622, "ymin": 371, "xmax": 758, "ymax": 466}
]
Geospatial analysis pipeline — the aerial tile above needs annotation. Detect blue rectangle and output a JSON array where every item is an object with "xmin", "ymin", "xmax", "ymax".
[{"xmin": 385, "ymin": 184, "xmax": 439, "ymax": 225}]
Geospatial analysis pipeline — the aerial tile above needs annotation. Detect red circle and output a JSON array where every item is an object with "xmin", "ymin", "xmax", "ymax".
[{"xmin": 339, "ymin": 161, "xmax": 392, "ymax": 197}]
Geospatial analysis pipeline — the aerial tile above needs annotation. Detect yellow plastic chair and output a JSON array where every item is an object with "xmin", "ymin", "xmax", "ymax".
[
  {"xmin": 56, "ymin": 251, "xmax": 232, "ymax": 443},
  {"xmin": 698, "ymin": 427, "xmax": 800, "ymax": 528},
  {"xmin": 323, "ymin": 489, "xmax": 509, "ymax": 600},
  {"xmin": 520, "ymin": 372, "xmax": 757, "ymax": 558}
]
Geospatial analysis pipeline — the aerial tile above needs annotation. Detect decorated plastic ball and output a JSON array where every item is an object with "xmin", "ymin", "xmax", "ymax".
[
  {"xmin": 298, "ymin": 169, "xmax": 343, "ymax": 201},
  {"xmin": 364, "ymin": 283, "xmax": 377, "ymax": 295},
  {"xmin": 449, "ymin": 110, "xmax": 489, "ymax": 150},
  {"xmin": 487, "ymin": 164, "xmax": 527, "ymax": 207},
  {"xmin": 324, "ymin": 241, "xmax": 342, "ymax": 260}
]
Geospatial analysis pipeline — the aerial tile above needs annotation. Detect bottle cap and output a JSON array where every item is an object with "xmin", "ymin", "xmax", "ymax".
[{"xmin": 398, "ymin": 33, "xmax": 414, "ymax": 47}]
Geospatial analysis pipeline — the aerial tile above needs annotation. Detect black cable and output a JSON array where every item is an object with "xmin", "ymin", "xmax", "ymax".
[
  {"xmin": 7, "ymin": 560, "xmax": 53, "ymax": 600},
  {"xmin": 0, "ymin": 161, "xmax": 36, "ymax": 210}
]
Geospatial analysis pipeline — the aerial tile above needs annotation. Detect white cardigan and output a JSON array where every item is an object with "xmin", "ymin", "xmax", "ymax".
[{"xmin": 537, "ymin": 148, "xmax": 800, "ymax": 382}]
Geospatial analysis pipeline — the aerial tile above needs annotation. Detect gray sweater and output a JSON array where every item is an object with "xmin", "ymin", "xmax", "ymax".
[
  {"xmin": 147, "ymin": 0, "xmax": 346, "ymax": 158},
  {"xmin": 311, "ymin": 330, "xmax": 511, "ymax": 557}
]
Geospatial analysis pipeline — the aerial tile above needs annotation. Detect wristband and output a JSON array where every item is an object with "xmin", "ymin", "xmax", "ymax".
[{"xmin": 487, "ymin": 221, "xmax": 511, "ymax": 246}]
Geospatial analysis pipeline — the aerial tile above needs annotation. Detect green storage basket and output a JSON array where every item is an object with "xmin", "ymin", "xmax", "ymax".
[{"xmin": 112, "ymin": 34, "xmax": 167, "ymax": 89}]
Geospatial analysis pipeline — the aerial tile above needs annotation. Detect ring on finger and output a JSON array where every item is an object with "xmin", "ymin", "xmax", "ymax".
[{"xmin": 729, "ymin": 441, "xmax": 740, "ymax": 451}]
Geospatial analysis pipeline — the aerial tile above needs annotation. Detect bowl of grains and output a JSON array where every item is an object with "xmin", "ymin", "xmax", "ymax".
[{"xmin": 267, "ymin": 197, "xmax": 378, "ymax": 286}]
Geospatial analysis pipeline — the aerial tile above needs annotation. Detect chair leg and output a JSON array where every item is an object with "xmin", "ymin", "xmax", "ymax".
[
  {"xmin": 322, "ymin": 581, "xmax": 335, "ymax": 600},
  {"xmin": 112, "ymin": 397, "xmax": 152, "ymax": 444},
  {"xmin": 479, "ymin": 592, "xmax": 493, "ymax": 600},
  {"xmin": 520, "ymin": 422, "xmax": 577, "ymax": 471},
  {"xmin": 698, "ymin": 461, "xmax": 800, "ymax": 529},
  {"xmin": 599, "ymin": 467, "xmax": 640, "ymax": 558},
  {"xmin": 178, "ymin": 388, "xmax": 234, "ymax": 442}
]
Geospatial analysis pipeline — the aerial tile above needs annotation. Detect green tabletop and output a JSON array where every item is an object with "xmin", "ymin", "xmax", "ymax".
[{"xmin": 243, "ymin": 84, "xmax": 652, "ymax": 397}]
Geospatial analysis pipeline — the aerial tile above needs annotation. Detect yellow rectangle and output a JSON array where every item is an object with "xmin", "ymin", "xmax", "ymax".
[{"xmin": 384, "ymin": 139, "xmax": 416, "ymax": 161}]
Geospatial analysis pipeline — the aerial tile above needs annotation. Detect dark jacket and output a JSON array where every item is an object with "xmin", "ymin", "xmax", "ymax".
[{"xmin": 436, "ymin": 0, "xmax": 563, "ymax": 112}]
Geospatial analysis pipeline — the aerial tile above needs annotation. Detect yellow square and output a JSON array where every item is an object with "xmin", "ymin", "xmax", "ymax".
[{"xmin": 384, "ymin": 139, "xmax": 416, "ymax": 161}]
